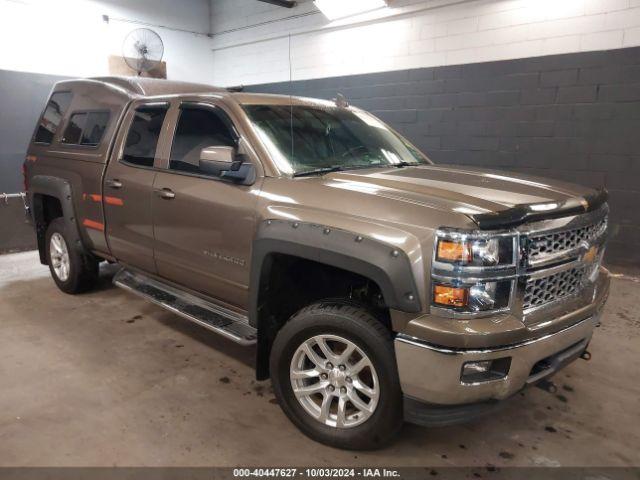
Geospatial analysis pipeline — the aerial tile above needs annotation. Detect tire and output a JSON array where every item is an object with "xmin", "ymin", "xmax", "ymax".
[
  {"xmin": 270, "ymin": 301, "xmax": 403, "ymax": 450},
  {"xmin": 45, "ymin": 218, "xmax": 99, "ymax": 294}
]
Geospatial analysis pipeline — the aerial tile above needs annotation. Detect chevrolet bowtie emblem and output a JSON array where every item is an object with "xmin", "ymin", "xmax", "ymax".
[{"xmin": 583, "ymin": 245, "xmax": 598, "ymax": 264}]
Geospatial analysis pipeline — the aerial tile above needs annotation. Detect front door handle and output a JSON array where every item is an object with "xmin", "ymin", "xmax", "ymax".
[
  {"xmin": 106, "ymin": 179, "xmax": 123, "ymax": 189},
  {"xmin": 155, "ymin": 188, "xmax": 176, "ymax": 200}
]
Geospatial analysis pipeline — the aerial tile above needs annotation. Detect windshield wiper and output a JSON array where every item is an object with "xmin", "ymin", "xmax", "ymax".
[
  {"xmin": 391, "ymin": 161, "xmax": 421, "ymax": 168},
  {"xmin": 293, "ymin": 163, "xmax": 413, "ymax": 177},
  {"xmin": 293, "ymin": 166, "xmax": 345, "ymax": 177}
]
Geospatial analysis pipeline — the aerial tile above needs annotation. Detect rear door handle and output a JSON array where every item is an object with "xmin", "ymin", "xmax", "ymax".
[
  {"xmin": 106, "ymin": 179, "xmax": 123, "ymax": 189},
  {"xmin": 155, "ymin": 188, "xmax": 176, "ymax": 200}
]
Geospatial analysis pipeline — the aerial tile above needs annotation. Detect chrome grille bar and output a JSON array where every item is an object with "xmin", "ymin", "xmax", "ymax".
[{"xmin": 526, "ymin": 216, "xmax": 607, "ymax": 268}]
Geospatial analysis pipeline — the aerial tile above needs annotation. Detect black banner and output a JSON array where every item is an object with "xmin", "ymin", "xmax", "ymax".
[{"xmin": 0, "ymin": 468, "xmax": 637, "ymax": 480}]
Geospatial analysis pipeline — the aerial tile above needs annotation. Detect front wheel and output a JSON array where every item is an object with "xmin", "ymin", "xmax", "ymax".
[{"xmin": 270, "ymin": 302, "xmax": 403, "ymax": 450}]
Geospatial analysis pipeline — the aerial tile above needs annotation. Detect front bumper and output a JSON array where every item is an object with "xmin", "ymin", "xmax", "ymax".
[
  {"xmin": 394, "ymin": 265, "xmax": 609, "ymax": 409},
  {"xmin": 396, "ymin": 314, "xmax": 597, "ymax": 407}
]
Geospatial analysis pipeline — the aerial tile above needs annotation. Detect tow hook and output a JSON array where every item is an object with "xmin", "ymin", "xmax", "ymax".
[
  {"xmin": 535, "ymin": 379, "xmax": 557, "ymax": 394},
  {"xmin": 580, "ymin": 350, "xmax": 592, "ymax": 361}
]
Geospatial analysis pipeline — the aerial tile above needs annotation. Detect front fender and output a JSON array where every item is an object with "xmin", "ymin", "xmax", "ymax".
[{"xmin": 248, "ymin": 219, "xmax": 422, "ymax": 328}]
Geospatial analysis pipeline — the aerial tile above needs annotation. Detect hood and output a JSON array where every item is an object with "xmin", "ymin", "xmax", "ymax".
[{"xmin": 321, "ymin": 164, "xmax": 605, "ymax": 229}]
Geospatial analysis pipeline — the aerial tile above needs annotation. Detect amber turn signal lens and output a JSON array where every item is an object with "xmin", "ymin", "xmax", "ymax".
[
  {"xmin": 437, "ymin": 239, "xmax": 472, "ymax": 263},
  {"xmin": 433, "ymin": 285, "xmax": 469, "ymax": 307}
]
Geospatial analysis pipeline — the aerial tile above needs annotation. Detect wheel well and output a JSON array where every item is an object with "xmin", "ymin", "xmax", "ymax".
[
  {"xmin": 33, "ymin": 194, "xmax": 64, "ymax": 264},
  {"xmin": 255, "ymin": 253, "xmax": 391, "ymax": 380}
]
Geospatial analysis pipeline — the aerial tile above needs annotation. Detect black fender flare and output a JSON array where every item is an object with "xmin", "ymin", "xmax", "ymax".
[
  {"xmin": 249, "ymin": 219, "xmax": 421, "ymax": 380},
  {"xmin": 29, "ymin": 175, "xmax": 78, "ymax": 264},
  {"xmin": 249, "ymin": 220, "xmax": 422, "ymax": 327}
]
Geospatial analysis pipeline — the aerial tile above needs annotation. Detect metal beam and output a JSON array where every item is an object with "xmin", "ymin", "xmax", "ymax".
[{"xmin": 257, "ymin": 0, "xmax": 297, "ymax": 8}]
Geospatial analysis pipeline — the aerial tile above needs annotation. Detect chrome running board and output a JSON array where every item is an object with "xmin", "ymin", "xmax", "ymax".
[{"xmin": 113, "ymin": 269, "xmax": 257, "ymax": 346}]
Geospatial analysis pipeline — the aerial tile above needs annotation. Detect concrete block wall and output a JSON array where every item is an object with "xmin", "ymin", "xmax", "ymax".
[
  {"xmin": 210, "ymin": 0, "xmax": 640, "ymax": 86},
  {"xmin": 211, "ymin": 0, "xmax": 640, "ymax": 266},
  {"xmin": 249, "ymin": 47, "xmax": 640, "ymax": 266},
  {"xmin": 2, "ymin": 0, "xmax": 640, "ymax": 262}
]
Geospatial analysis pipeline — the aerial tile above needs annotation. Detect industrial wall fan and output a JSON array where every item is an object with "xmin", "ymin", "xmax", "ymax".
[{"xmin": 122, "ymin": 28, "xmax": 165, "ymax": 76}]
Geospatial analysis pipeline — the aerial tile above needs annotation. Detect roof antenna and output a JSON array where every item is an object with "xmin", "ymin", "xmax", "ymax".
[
  {"xmin": 288, "ymin": 33, "xmax": 294, "ymax": 169},
  {"xmin": 334, "ymin": 93, "xmax": 349, "ymax": 108}
]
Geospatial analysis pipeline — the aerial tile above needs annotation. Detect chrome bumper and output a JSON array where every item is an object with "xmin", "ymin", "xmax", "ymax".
[{"xmin": 395, "ymin": 314, "xmax": 598, "ymax": 405}]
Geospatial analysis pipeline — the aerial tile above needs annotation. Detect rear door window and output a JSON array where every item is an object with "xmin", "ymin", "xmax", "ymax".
[
  {"xmin": 34, "ymin": 91, "xmax": 73, "ymax": 144},
  {"xmin": 122, "ymin": 105, "xmax": 169, "ymax": 168},
  {"xmin": 61, "ymin": 111, "xmax": 110, "ymax": 146}
]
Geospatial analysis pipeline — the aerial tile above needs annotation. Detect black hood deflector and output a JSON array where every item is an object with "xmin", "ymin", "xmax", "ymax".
[{"xmin": 470, "ymin": 189, "xmax": 608, "ymax": 230}]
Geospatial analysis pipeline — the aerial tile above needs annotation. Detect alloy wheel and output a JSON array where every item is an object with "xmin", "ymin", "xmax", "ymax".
[
  {"xmin": 50, "ymin": 233, "xmax": 70, "ymax": 282},
  {"xmin": 289, "ymin": 334, "xmax": 379, "ymax": 428}
]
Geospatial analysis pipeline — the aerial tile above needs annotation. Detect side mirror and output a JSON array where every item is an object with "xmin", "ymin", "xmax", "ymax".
[
  {"xmin": 199, "ymin": 146, "xmax": 236, "ymax": 177},
  {"xmin": 199, "ymin": 145, "xmax": 256, "ymax": 185}
]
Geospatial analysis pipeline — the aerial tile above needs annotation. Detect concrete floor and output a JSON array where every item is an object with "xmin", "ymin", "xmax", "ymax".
[{"xmin": 0, "ymin": 251, "xmax": 638, "ymax": 467}]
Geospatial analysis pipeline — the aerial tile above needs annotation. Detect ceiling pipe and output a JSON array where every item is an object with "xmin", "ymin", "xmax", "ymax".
[{"xmin": 257, "ymin": 0, "xmax": 297, "ymax": 8}]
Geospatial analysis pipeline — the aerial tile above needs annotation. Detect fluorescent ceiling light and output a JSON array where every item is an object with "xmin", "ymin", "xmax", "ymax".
[{"xmin": 314, "ymin": 0, "xmax": 388, "ymax": 21}]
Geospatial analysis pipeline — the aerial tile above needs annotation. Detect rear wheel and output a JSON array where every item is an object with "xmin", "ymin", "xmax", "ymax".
[
  {"xmin": 270, "ymin": 301, "xmax": 403, "ymax": 450},
  {"xmin": 45, "ymin": 218, "xmax": 99, "ymax": 294}
]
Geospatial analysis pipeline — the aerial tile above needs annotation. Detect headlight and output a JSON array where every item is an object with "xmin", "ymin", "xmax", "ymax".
[
  {"xmin": 433, "ymin": 281, "xmax": 512, "ymax": 312},
  {"xmin": 435, "ymin": 234, "xmax": 515, "ymax": 267},
  {"xmin": 432, "ymin": 229, "xmax": 517, "ymax": 315}
]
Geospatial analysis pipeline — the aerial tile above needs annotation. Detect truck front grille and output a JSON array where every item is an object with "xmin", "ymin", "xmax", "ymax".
[
  {"xmin": 527, "ymin": 216, "xmax": 607, "ymax": 265},
  {"xmin": 523, "ymin": 266, "xmax": 586, "ymax": 311}
]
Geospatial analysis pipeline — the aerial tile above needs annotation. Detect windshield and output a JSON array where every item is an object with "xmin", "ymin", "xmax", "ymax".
[{"xmin": 243, "ymin": 104, "xmax": 430, "ymax": 175}]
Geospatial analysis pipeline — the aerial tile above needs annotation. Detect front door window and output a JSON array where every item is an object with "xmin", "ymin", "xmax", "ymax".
[{"xmin": 169, "ymin": 106, "xmax": 237, "ymax": 175}]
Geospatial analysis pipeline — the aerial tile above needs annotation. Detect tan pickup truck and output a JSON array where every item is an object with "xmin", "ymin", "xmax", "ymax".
[{"xmin": 24, "ymin": 77, "xmax": 610, "ymax": 450}]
